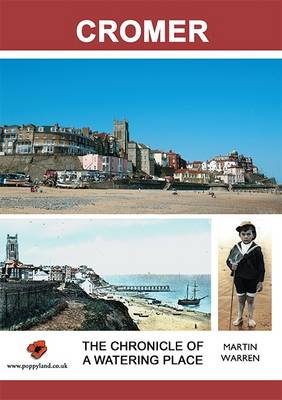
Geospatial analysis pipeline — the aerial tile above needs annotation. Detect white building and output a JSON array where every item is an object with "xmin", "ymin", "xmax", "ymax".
[
  {"xmin": 153, "ymin": 151, "xmax": 168, "ymax": 167},
  {"xmin": 216, "ymin": 166, "xmax": 245, "ymax": 184},
  {"xmin": 207, "ymin": 159, "xmax": 220, "ymax": 172},
  {"xmin": 33, "ymin": 270, "xmax": 49, "ymax": 281},
  {"xmin": 79, "ymin": 278, "xmax": 94, "ymax": 295},
  {"xmin": 75, "ymin": 271, "xmax": 85, "ymax": 281},
  {"xmin": 227, "ymin": 166, "xmax": 245, "ymax": 183},
  {"xmin": 223, "ymin": 160, "xmax": 237, "ymax": 173},
  {"xmin": 207, "ymin": 155, "xmax": 233, "ymax": 173}
]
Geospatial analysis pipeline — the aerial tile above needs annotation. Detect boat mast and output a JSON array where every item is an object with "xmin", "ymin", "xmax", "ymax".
[{"xmin": 193, "ymin": 281, "xmax": 198, "ymax": 300}]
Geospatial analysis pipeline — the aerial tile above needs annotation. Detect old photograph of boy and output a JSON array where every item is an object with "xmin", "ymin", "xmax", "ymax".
[{"xmin": 218, "ymin": 217, "xmax": 271, "ymax": 331}]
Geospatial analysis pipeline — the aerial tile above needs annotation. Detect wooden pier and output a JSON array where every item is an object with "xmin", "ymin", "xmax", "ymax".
[{"xmin": 114, "ymin": 285, "xmax": 170, "ymax": 292}]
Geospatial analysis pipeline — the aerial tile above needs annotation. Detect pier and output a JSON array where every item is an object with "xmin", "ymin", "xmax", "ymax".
[{"xmin": 114, "ymin": 285, "xmax": 170, "ymax": 292}]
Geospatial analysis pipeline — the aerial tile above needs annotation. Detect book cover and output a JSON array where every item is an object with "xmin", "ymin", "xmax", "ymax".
[{"xmin": 0, "ymin": 1, "xmax": 281, "ymax": 399}]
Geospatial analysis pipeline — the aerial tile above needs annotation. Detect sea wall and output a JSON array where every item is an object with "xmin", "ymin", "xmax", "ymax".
[
  {"xmin": 232, "ymin": 183, "xmax": 277, "ymax": 191},
  {"xmin": 171, "ymin": 182, "xmax": 210, "ymax": 191},
  {"xmin": 90, "ymin": 180, "xmax": 211, "ymax": 191},
  {"xmin": 0, "ymin": 281, "xmax": 61, "ymax": 329},
  {"xmin": 90, "ymin": 180, "xmax": 167, "ymax": 190}
]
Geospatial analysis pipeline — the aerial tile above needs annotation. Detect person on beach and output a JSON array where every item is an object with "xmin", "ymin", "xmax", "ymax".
[{"xmin": 226, "ymin": 221, "xmax": 265, "ymax": 328}]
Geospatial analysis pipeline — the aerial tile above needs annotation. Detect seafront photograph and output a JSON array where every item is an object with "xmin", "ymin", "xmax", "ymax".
[
  {"xmin": 0, "ymin": 59, "xmax": 281, "ymax": 214},
  {"xmin": 0, "ymin": 218, "xmax": 211, "ymax": 331}
]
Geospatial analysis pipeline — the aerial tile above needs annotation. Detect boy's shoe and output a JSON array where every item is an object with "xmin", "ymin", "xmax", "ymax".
[
  {"xmin": 233, "ymin": 317, "xmax": 243, "ymax": 326},
  {"xmin": 248, "ymin": 319, "xmax": 256, "ymax": 328}
]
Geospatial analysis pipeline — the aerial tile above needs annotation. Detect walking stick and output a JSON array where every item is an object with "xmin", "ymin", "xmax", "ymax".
[{"xmin": 228, "ymin": 273, "xmax": 236, "ymax": 330}]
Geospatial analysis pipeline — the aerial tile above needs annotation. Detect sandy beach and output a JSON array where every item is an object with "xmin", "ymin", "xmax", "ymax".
[
  {"xmin": 218, "ymin": 238, "xmax": 272, "ymax": 331},
  {"xmin": 125, "ymin": 297, "xmax": 210, "ymax": 331},
  {"xmin": 0, "ymin": 187, "xmax": 281, "ymax": 214}
]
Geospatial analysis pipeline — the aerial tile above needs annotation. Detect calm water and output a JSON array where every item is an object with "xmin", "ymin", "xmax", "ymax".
[{"xmin": 103, "ymin": 274, "xmax": 211, "ymax": 313}]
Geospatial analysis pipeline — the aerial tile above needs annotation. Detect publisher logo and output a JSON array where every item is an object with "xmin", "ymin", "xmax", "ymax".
[{"xmin": 27, "ymin": 340, "xmax": 47, "ymax": 359}]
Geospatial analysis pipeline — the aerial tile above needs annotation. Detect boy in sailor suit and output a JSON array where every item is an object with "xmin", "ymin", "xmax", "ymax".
[{"xmin": 226, "ymin": 221, "xmax": 265, "ymax": 328}]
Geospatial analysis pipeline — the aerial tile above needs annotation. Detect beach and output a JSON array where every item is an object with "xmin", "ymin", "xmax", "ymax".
[
  {"xmin": 28, "ymin": 295, "xmax": 210, "ymax": 331},
  {"xmin": 126, "ymin": 297, "xmax": 210, "ymax": 331},
  {"xmin": 0, "ymin": 187, "xmax": 281, "ymax": 214},
  {"xmin": 218, "ymin": 238, "xmax": 272, "ymax": 331}
]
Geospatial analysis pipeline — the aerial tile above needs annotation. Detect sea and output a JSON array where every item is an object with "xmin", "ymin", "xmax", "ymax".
[{"xmin": 103, "ymin": 274, "xmax": 211, "ymax": 313}]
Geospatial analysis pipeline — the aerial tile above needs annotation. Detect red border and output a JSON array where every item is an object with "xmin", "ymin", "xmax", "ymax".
[
  {"xmin": 0, "ymin": 0, "xmax": 282, "ymax": 50},
  {"xmin": 0, "ymin": 381, "xmax": 281, "ymax": 400}
]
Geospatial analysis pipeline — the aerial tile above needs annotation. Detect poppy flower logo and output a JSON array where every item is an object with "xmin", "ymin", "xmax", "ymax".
[{"xmin": 27, "ymin": 340, "xmax": 47, "ymax": 359}]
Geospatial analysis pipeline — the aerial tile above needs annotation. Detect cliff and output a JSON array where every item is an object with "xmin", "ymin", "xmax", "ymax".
[
  {"xmin": 0, "ymin": 154, "xmax": 83, "ymax": 180},
  {"xmin": 63, "ymin": 283, "xmax": 138, "ymax": 331}
]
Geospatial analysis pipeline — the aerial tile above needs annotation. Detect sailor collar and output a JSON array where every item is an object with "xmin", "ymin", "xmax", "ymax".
[{"xmin": 236, "ymin": 241, "xmax": 259, "ymax": 256}]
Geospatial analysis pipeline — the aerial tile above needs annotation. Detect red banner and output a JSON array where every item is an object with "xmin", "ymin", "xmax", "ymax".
[
  {"xmin": 0, "ymin": 0, "xmax": 281, "ymax": 50},
  {"xmin": 0, "ymin": 380, "xmax": 281, "ymax": 399}
]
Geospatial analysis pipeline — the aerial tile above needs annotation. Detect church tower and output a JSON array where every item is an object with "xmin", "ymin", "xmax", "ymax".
[
  {"xmin": 113, "ymin": 119, "xmax": 129, "ymax": 157},
  {"xmin": 6, "ymin": 234, "xmax": 19, "ymax": 262}
]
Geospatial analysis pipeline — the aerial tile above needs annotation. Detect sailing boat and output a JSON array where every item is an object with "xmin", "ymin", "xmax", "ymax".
[{"xmin": 178, "ymin": 281, "xmax": 208, "ymax": 306}]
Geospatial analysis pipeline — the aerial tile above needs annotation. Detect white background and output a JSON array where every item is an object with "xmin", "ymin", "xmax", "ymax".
[
  {"xmin": 0, "ymin": 213, "xmax": 281, "ymax": 381},
  {"xmin": 0, "ymin": 47, "xmax": 281, "ymax": 381}
]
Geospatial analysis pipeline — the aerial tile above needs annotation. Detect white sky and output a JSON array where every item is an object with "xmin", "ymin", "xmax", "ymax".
[{"xmin": 0, "ymin": 218, "xmax": 211, "ymax": 275}]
